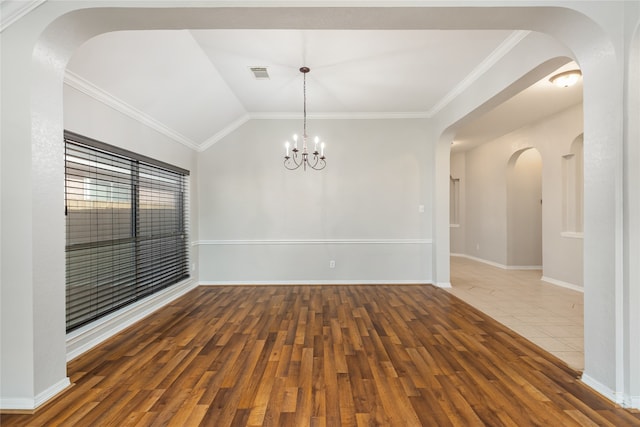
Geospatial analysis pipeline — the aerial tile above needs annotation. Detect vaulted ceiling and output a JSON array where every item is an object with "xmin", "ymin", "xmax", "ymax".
[{"xmin": 64, "ymin": 28, "xmax": 582, "ymax": 152}]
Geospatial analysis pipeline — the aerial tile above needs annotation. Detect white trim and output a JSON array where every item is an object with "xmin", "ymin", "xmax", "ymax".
[
  {"xmin": 451, "ymin": 253, "xmax": 507, "ymax": 269},
  {"xmin": 426, "ymin": 30, "xmax": 530, "ymax": 117},
  {"xmin": 506, "ymin": 265, "xmax": 542, "ymax": 271},
  {"xmin": 198, "ymin": 111, "xmax": 432, "ymax": 150},
  {"xmin": 0, "ymin": 0, "xmax": 46, "ymax": 32},
  {"xmin": 63, "ymin": 71, "xmax": 201, "ymax": 151},
  {"xmin": 541, "ymin": 276, "xmax": 584, "ymax": 293},
  {"xmin": 561, "ymin": 231, "xmax": 584, "ymax": 239},
  {"xmin": 200, "ymin": 280, "xmax": 432, "ymax": 286},
  {"xmin": 198, "ymin": 114, "xmax": 251, "ymax": 151},
  {"xmin": 450, "ymin": 253, "xmax": 541, "ymax": 271},
  {"xmin": 0, "ymin": 397, "xmax": 36, "ymax": 412},
  {"xmin": 195, "ymin": 238, "xmax": 432, "ymax": 246},
  {"xmin": 581, "ymin": 374, "xmax": 626, "ymax": 406},
  {"xmin": 0, "ymin": 377, "xmax": 70, "ymax": 411},
  {"xmin": 449, "ymin": 224, "xmax": 460, "ymax": 228},
  {"xmin": 453, "ymin": 254, "xmax": 584, "ymax": 293},
  {"xmin": 249, "ymin": 111, "xmax": 430, "ymax": 120},
  {"xmin": 66, "ymin": 279, "xmax": 198, "ymax": 361},
  {"xmin": 34, "ymin": 378, "xmax": 71, "ymax": 409},
  {"xmin": 60, "ymin": 29, "xmax": 528, "ymax": 154},
  {"xmin": 630, "ymin": 395, "xmax": 640, "ymax": 410},
  {"xmin": 435, "ymin": 282, "xmax": 452, "ymax": 288}
]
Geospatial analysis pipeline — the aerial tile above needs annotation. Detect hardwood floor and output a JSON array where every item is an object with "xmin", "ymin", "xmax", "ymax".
[{"xmin": 2, "ymin": 285, "xmax": 639, "ymax": 426}]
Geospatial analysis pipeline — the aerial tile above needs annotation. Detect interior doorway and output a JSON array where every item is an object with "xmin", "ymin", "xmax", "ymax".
[{"xmin": 507, "ymin": 147, "xmax": 543, "ymax": 268}]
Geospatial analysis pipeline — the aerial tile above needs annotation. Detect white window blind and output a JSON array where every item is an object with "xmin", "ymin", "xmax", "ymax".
[{"xmin": 64, "ymin": 131, "xmax": 189, "ymax": 332}]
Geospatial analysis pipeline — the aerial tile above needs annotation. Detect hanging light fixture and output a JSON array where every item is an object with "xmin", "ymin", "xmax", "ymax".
[{"xmin": 284, "ymin": 67, "xmax": 326, "ymax": 171}]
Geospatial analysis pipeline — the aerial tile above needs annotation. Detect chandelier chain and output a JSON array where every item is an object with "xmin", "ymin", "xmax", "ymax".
[{"xmin": 303, "ymin": 71, "xmax": 307, "ymax": 139}]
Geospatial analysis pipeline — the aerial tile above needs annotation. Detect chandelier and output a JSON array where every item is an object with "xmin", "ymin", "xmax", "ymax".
[{"xmin": 284, "ymin": 67, "xmax": 326, "ymax": 171}]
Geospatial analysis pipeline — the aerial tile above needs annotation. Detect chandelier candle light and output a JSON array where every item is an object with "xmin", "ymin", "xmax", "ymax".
[{"xmin": 284, "ymin": 67, "xmax": 326, "ymax": 171}]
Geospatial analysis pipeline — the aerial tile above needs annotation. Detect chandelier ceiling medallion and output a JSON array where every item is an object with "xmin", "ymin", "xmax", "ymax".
[{"xmin": 284, "ymin": 67, "xmax": 326, "ymax": 171}]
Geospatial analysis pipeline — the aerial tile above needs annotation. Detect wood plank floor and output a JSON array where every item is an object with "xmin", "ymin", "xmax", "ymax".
[{"xmin": 2, "ymin": 285, "xmax": 639, "ymax": 426}]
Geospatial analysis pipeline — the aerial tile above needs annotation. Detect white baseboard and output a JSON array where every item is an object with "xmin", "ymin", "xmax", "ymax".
[
  {"xmin": 580, "ymin": 374, "xmax": 640, "ymax": 409},
  {"xmin": 541, "ymin": 276, "xmax": 584, "ymax": 293},
  {"xmin": 66, "ymin": 279, "xmax": 198, "ymax": 361},
  {"xmin": 452, "ymin": 253, "xmax": 583, "ymax": 292},
  {"xmin": 0, "ymin": 397, "xmax": 35, "ymax": 412},
  {"xmin": 35, "ymin": 377, "xmax": 71, "ymax": 409},
  {"xmin": 452, "ymin": 253, "xmax": 542, "ymax": 270},
  {"xmin": 581, "ymin": 373, "xmax": 625, "ymax": 406},
  {"xmin": 451, "ymin": 253, "xmax": 506, "ymax": 269},
  {"xmin": 199, "ymin": 280, "xmax": 433, "ymax": 286},
  {"xmin": 1, "ymin": 377, "xmax": 70, "ymax": 411},
  {"xmin": 507, "ymin": 265, "xmax": 543, "ymax": 271},
  {"xmin": 435, "ymin": 282, "xmax": 452, "ymax": 288}
]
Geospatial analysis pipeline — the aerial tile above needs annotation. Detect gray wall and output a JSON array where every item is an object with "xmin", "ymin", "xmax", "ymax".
[{"xmin": 197, "ymin": 118, "xmax": 435, "ymax": 283}]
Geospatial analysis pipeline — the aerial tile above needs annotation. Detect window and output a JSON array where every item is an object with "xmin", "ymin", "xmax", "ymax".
[{"xmin": 65, "ymin": 131, "xmax": 190, "ymax": 332}]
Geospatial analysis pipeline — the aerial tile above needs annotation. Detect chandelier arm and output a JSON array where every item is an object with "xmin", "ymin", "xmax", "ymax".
[
  {"xmin": 308, "ymin": 159, "xmax": 326, "ymax": 171},
  {"xmin": 307, "ymin": 154, "xmax": 326, "ymax": 170},
  {"xmin": 284, "ymin": 158, "xmax": 301, "ymax": 170},
  {"xmin": 283, "ymin": 66, "xmax": 325, "ymax": 172},
  {"xmin": 284, "ymin": 150, "xmax": 304, "ymax": 170}
]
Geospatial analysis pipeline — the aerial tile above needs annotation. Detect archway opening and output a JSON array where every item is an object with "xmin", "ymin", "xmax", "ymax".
[{"xmin": 507, "ymin": 147, "xmax": 543, "ymax": 267}]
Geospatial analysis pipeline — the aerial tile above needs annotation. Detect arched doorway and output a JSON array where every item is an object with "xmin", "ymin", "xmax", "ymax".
[{"xmin": 507, "ymin": 148, "xmax": 542, "ymax": 268}]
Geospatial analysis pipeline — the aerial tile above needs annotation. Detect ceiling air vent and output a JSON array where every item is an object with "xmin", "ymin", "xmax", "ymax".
[{"xmin": 249, "ymin": 66, "xmax": 270, "ymax": 80}]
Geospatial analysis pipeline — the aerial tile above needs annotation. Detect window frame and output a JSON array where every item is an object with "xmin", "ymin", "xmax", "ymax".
[{"xmin": 64, "ymin": 130, "xmax": 190, "ymax": 332}]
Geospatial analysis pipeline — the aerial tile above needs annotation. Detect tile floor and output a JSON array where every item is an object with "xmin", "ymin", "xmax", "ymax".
[{"xmin": 447, "ymin": 255, "xmax": 584, "ymax": 370}]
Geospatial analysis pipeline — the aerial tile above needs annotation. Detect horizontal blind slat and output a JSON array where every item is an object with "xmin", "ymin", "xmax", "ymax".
[{"xmin": 65, "ymin": 131, "xmax": 189, "ymax": 332}]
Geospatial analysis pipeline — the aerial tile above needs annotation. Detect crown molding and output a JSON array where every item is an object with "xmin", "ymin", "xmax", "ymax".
[
  {"xmin": 198, "ymin": 114, "xmax": 251, "ymax": 152},
  {"xmin": 426, "ymin": 30, "xmax": 531, "ymax": 117},
  {"xmin": 64, "ymin": 70, "xmax": 201, "ymax": 151},
  {"xmin": 63, "ymin": 30, "xmax": 529, "ymax": 151},
  {"xmin": 249, "ymin": 111, "xmax": 430, "ymax": 120},
  {"xmin": 0, "ymin": 0, "xmax": 46, "ymax": 32},
  {"xmin": 197, "ymin": 111, "xmax": 430, "ymax": 151}
]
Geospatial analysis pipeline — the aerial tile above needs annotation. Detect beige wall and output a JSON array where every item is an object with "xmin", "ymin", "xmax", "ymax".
[
  {"xmin": 507, "ymin": 148, "xmax": 543, "ymax": 267},
  {"xmin": 453, "ymin": 103, "xmax": 583, "ymax": 288},
  {"xmin": 450, "ymin": 152, "xmax": 466, "ymax": 254}
]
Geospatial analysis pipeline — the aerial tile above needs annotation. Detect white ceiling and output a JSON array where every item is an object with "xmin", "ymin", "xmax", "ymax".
[
  {"xmin": 452, "ymin": 61, "xmax": 583, "ymax": 152},
  {"xmin": 65, "ymin": 28, "xmax": 582, "ymax": 151}
]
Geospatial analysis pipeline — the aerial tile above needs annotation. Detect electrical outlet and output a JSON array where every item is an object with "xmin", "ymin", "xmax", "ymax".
[{"xmin": 329, "ymin": 260, "xmax": 335, "ymax": 269}]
